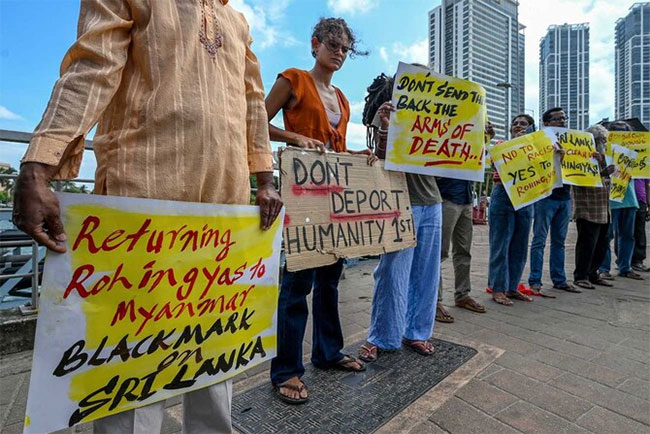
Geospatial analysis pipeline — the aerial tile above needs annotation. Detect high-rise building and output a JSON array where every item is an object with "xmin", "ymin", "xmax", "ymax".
[
  {"xmin": 429, "ymin": 0, "xmax": 525, "ymax": 139},
  {"xmin": 615, "ymin": 2, "xmax": 650, "ymax": 128},
  {"xmin": 539, "ymin": 24, "xmax": 590, "ymax": 130}
]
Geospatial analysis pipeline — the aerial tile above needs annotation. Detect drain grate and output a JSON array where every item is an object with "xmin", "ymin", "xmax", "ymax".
[{"xmin": 232, "ymin": 338, "xmax": 477, "ymax": 434}]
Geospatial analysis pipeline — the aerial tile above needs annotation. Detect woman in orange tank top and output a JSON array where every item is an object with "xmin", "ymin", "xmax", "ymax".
[{"xmin": 265, "ymin": 17, "xmax": 374, "ymax": 405}]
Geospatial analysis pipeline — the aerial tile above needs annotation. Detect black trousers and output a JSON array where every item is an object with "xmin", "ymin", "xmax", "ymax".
[
  {"xmin": 574, "ymin": 218, "xmax": 609, "ymax": 282},
  {"xmin": 632, "ymin": 204, "xmax": 647, "ymax": 264}
]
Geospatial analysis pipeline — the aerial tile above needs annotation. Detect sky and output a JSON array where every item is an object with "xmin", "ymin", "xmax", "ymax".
[{"xmin": 0, "ymin": 0, "xmax": 641, "ymax": 179}]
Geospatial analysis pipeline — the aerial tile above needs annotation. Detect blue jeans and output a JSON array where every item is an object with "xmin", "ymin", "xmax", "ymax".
[
  {"xmin": 488, "ymin": 184, "xmax": 533, "ymax": 292},
  {"xmin": 599, "ymin": 208, "xmax": 636, "ymax": 274},
  {"xmin": 367, "ymin": 204, "xmax": 442, "ymax": 350},
  {"xmin": 270, "ymin": 259, "xmax": 345, "ymax": 385},
  {"xmin": 528, "ymin": 197, "xmax": 571, "ymax": 286}
]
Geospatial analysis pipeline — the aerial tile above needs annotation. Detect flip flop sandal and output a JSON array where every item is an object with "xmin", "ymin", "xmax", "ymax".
[
  {"xmin": 553, "ymin": 283, "xmax": 581, "ymax": 293},
  {"xmin": 620, "ymin": 272, "xmax": 644, "ymax": 280},
  {"xmin": 455, "ymin": 297, "xmax": 486, "ymax": 313},
  {"xmin": 574, "ymin": 280, "xmax": 595, "ymax": 290},
  {"xmin": 436, "ymin": 305, "xmax": 455, "ymax": 322},
  {"xmin": 506, "ymin": 291, "xmax": 533, "ymax": 302},
  {"xmin": 359, "ymin": 343, "xmax": 378, "ymax": 363},
  {"xmin": 492, "ymin": 293, "xmax": 513, "ymax": 306},
  {"xmin": 333, "ymin": 354, "xmax": 366, "ymax": 372},
  {"xmin": 275, "ymin": 381, "xmax": 308, "ymax": 405},
  {"xmin": 591, "ymin": 278, "xmax": 613, "ymax": 287},
  {"xmin": 402, "ymin": 338, "xmax": 435, "ymax": 356}
]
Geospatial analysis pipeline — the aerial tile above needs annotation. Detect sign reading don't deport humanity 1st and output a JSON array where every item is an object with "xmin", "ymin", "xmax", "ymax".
[
  {"xmin": 384, "ymin": 62, "xmax": 487, "ymax": 182},
  {"xmin": 24, "ymin": 194, "xmax": 283, "ymax": 434},
  {"xmin": 279, "ymin": 147, "xmax": 416, "ymax": 271}
]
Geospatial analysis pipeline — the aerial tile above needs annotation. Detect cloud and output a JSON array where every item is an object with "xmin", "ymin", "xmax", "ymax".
[
  {"xmin": 327, "ymin": 0, "xmax": 377, "ymax": 16},
  {"xmin": 519, "ymin": 0, "xmax": 639, "ymax": 124},
  {"xmin": 0, "ymin": 105, "xmax": 22, "ymax": 120},
  {"xmin": 346, "ymin": 122, "xmax": 368, "ymax": 150},
  {"xmin": 349, "ymin": 100, "xmax": 366, "ymax": 122},
  {"xmin": 378, "ymin": 39, "xmax": 428, "ymax": 69},
  {"xmin": 229, "ymin": 0, "xmax": 297, "ymax": 49}
]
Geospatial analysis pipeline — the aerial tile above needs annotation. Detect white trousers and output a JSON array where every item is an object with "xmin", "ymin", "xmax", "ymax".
[{"xmin": 93, "ymin": 380, "xmax": 232, "ymax": 434}]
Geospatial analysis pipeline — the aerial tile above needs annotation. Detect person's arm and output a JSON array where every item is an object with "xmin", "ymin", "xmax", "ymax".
[
  {"xmin": 265, "ymin": 76, "xmax": 326, "ymax": 153},
  {"xmin": 14, "ymin": 0, "xmax": 133, "ymax": 252},
  {"xmin": 241, "ymin": 23, "xmax": 282, "ymax": 230},
  {"xmin": 372, "ymin": 102, "xmax": 395, "ymax": 159}
]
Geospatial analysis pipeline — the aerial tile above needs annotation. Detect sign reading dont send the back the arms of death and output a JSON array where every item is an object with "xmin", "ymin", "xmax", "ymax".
[
  {"xmin": 609, "ymin": 145, "xmax": 639, "ymax": 202},
  {"xmin": 385, "ymin": 62, "xmax": 487, "ymax": 181},
  {"xmin": 545, "ymin": 128, "xmax": 602, "ymax": 187},
  {"xmin": 280, "ymin": 147, "xmax": 416, "ymax": 272},
  {"xmin": 606, "ymin": 131, "xmax": 650, "ymax": 179},
  {"xmin": 24, "ymin": 194, "xmax": 283, "ymax": 434},
  {"xmin": 489, "ymin": 130, "xmax": 562, "ymax": 210}
]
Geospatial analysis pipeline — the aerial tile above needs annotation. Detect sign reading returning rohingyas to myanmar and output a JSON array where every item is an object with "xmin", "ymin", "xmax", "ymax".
[
  {"xmin": 280, "ymin": 147, "xmax": 416, "ymax": 272},
  {"xmin": 489, "ymin": 130, "xmax": 562, "ymax": 210},
  {"xmin": 546, "ymin": 127, "xmax": 603, "ymax": 188},
  {"xmin": 385, "ymin": 62, "xmax": 487, "ymax": 181},
  {"xmin": 606, "ymin": 131, "xmax": 650, "ymax": 180},
  {"xmin": 24, "ymin": 194, "xmax": 283, "ymax": 434}
]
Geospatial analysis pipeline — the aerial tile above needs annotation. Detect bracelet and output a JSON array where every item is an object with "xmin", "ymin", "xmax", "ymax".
[{"xmin": 377, "ymin": 128, "xmax": 388, "ymax": 135}]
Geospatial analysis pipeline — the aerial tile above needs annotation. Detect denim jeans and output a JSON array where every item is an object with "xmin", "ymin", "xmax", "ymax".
[
  {"xmin": 270, "ymin": 259, "xmax": 345, "ymax": 385},
  {"xmin": 528, "ymin": 197, "xmax": 571, "ymax": 287},
  {"xmin": 367, "ymin": 204, "xmax": 442, "ymax": 350},
  {"xmin": 488, "ymin": 184, "xmax": 534, "ymax": 292},
  {"xmin": 599, "ymin": 208, "xmax": 637, "ymax": 274}
]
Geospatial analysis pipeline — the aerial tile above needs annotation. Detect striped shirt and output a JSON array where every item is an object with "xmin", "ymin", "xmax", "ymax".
[{"xmin": 22, "ymin": 0, "xmax": 273, "ymax": 205}]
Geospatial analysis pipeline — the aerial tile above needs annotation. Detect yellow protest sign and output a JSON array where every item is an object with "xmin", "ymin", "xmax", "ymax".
[
  {"xmin": 489, "ymin": 130, "xmax": 561, "ymax": 210},
  {"xmin": 606, "ymin": 131, "xmax": 650, "ymax": 179},
  {"xmin": 547, "ymin": 128, "xmax": 603, "ymax": 187},
  {"xmin": 385, "ymin": 62, "xmax": 487, "ymax": 181},
  {"xmin": 609, "ymin": 145, "xmax": 638, "ymax": 202},
  {"xmin": 25, "ymin": 194, "xmax": 283, "ymax": 434}
]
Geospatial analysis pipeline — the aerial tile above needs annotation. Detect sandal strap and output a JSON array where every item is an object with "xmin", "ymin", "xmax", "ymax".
[{"xmin": 278, "ymin": 381, "xmax": 305, "ymax": 392}]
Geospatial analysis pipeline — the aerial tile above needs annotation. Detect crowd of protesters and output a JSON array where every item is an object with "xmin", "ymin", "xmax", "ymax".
[{"xmin": 12, "ymin": 5, "xmax": 649, "ymax": 432}]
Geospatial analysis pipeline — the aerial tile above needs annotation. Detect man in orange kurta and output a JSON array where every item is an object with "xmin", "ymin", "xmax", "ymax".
[{"xmin": 13, "ymin": 0, "xmax": 282, "ymax": 432}]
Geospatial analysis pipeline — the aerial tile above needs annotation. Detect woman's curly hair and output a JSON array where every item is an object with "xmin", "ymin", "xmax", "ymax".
[{"xmin": 311, "ymin": 17, "xmax": 368, "ymax": 58}]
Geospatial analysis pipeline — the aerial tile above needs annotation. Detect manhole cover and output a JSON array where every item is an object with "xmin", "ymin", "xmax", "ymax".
[{"xmin": 232, "ymin": 338, "xmax": 477, "ymax": 433}]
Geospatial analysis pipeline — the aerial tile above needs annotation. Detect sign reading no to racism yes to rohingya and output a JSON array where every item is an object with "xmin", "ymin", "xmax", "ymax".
[
  {"xmin": 489, "ymin": 130, "xmax": 562, "ymax": 210},
  {"xmin": 546, "ymin": 128, "xmax": 602, "ymax": 187},
  {"xmin": 385, "ymin": 62, "xmax": 487, "ymax": 181},
  {"xmin": 606, "ymin": 131, "xmax": 650, "ymax": 179},
  {"xmin": 24, "ymin": 194, "xmax": 283, "ymax": 434},
  {"xmin": 280, "ymin": 147, "xmax": 416, "ymax": 271}
]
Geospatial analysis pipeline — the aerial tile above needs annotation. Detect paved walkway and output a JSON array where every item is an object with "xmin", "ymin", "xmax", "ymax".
[{"xmin": 1, "ymin": 225, "xmax": 649, "ymax": 433}]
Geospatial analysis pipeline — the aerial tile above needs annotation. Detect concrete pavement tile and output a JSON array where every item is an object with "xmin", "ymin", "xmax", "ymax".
[
  {"xmin": 576, "ymin": 406, "xmax": 649, "ymax": 434},
  {"xmin": 532, "ymin": 349, "xmax": 628, "ymax": 388},
  {"xmin": 408, "ymin": 421, "xmax": 448, "ymax": 434},
  {"xmin": 604, "ymin": 343, "xmax": 650, "ymax": 365},
  {"xmin": 434, "ymin": 317, "xmax": 483, "ymax": 336},
  {"xmin": 494, "ymin": 401, "xmax": 592, "ymax": 434},
  {"xmin": 0, "ymin": 423, "xmax": 24, "ymax": 434},
  {"xmin": 0, "ymin": 352, "xmax": 32, "ymax": 377},
  {"xmin": 494, "ymin": 352, "xmax": 563, "ymax": 383},
  {"xmin": 485, "ymin": 369, "xmax": 593, "ymax": 422},
  {"xmin": 468, "ymin": 329, "xmax": 544, "ymax": 356},
  {"xmin": 477, "ymin": 364, "xmax": 503, "ymax": 380},
  {"xmin": 616, "ymin": 378, "xmax": 650, "ymax": 400},
  {"xmin": 429, "ymin": 397, "xmax": 520, "ymax": 434},
  {"xmin": 3, "ymin": 375, "xmax": 27, "ymax": 426},
  {"xmin": 565, "ymin": 333, "xmax": 618, "ymax": 352},
  {"xmin": 0, "ymin": 374, "xmax": 24, "ymax": 406},
  {"xmin": 455, "ymin": 379, "xmax": 519, "ymax": 415},
  {"xmin": 592, "ymin": 353, "xmax": 650, "ymax": 381},
  {"xmin": 522, "ymin": 332, "xmax": 599, "ymax": 361},
  {"xmin": 550, "ymin": 373, "xmax": 650, "ymax": 426}
]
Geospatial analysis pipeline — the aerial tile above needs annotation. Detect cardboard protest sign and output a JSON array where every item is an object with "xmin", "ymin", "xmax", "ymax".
[
  {"xmin": 385, "ymin": 62, "xmax": 487, "ymax": 181},
  {"xmin": 545, "ymin": 128, "xmax": 602, "ymax": 187},
  {"xmin": 609, "ymin": 145, "xmax": 638, "ymax": 202},
  {"xmin": 606, "ymin": 131, "xmax": 650, "ymax": 179},
  {"xmin": 24, "ymin": 194, "xmax": 283, "ymax": 433},
  {"xmin": 279, "ymin": 147, "xmax": 416, "ymax": 271},
  {"xmin": 489, "ymin": 130, "xmax": 562, "ymax": 210}
]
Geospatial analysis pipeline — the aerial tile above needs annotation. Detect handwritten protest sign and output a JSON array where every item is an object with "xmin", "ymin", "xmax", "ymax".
[
  {"xmin": 280, "ymin": 147, "xmax": 416, "ymax": 271},
  {"xmin": 546, "ymin": 128, "xmax": 602, "ymax": 187},
  {"xmin": 385, "ymin": 62, "xmax": 487, "ymax": 181},
  {"xmin": 24, "ymin": 194, "xmax": 283, "ymax": 433},
  {"xmin": 606, "ymin": 131, "xmax": 650, "ymax": 179},
  {"xmin": 489, "ymin": 130, "xmax": 562, "ymax": 210},
  {"xmin": 609, "ymin": 145, "xmax": 638, "ymax": 202}
]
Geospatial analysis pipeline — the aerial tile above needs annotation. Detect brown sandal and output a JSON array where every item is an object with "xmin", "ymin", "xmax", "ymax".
[
  {"xmin": 436, "ymin": 304, "xmax": 455, "ymax": 322},
  {"xmin": 402, "ymin": 338, "xmax": 435, "ymax": 356},
  {"xmin": 492, "ymin": 292, "xmax": 514, "ymax": 306},
  {"xmin": 455, "ymin": 296, "xmax": 486, "ymax": 313},
  {"xmin": 275, "ymin": 379, "xmax": 308, "ymax": 405},
  {"xmin": 334, "ymin": 354, "xmax": 366, "ymax": 372},
  {"xmin": 505, "ymin": 290, "xmax": 533, "ymax": 302},
  {"xmin": 359, "ymin": 342, "xmax": 378, "ymax": 362}
]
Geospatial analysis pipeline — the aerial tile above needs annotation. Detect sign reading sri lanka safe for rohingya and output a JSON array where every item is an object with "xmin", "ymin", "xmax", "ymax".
[
  {"xmin": 24, "ymin": 194, "xmax": 283, "ymax": 434},
  {"xmin": 385, "ymin": 62, "xmax": 487, "ymax": 181}
]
